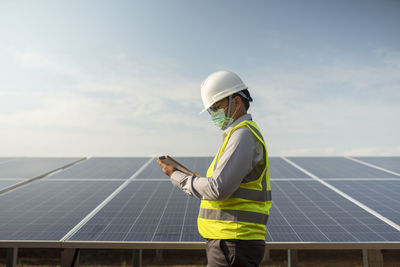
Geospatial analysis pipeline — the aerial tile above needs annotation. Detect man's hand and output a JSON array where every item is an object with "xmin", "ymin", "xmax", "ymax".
[{"xmin": 157, "ymin": 159, "xmax": 175, "ymax": 177}]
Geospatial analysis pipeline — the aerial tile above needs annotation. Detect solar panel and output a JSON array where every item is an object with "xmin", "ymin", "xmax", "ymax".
[
  {"xmin": 136, "ymin": 157, "xmax": 312, "ymax": 179},
  {"xmin": 354, "ymin": 157, "xmax": 400, "ymax": 174},
  {"xmin": 326, "ymin": 180, "xmax": 400, "ymax": 227},
  {"xmin": 1, "ymin": 156, "xmax": 400, "ymax": 249},
  {"xmin": 68, "ymin": 180, "xmax": 400, "ymax": 243},
  {"xmin": 0, "ymin": 158, "xmax": 16, "ymax": 164},
  {"xmin": 135, "ymin": 156, "xmax": 309, "ymax": 179},
  {"xmin": 135, "ymin": 157, "xmax": 213, "ymax": 179},
  {"xmin": 0, "ymin": 180, "xmax": 22, "ymax": 191},
  {"xmin": 68, "ymin": 181, "xmax": 202, "ymax": 242},
  {"xmin": 267, "ymin": 180, "xmax": 400, "ymax": 242},
  {"xmin": 269, "ymin": 157, "xmax": 311, "ymax": 179},
  {"xmin": 48, "ymin": 157, "xmax": 150, "ymax": 179},
  {"xmin": 287, "ymin": 157, "xmax": 400, "ymax": 178},
  {"xmin": 0, "ymin": 180, "xmax": 123, "ymax": 240},
  {"xmin": 0, "ymin": 157, "xmax": 83, "ymax": 179}
]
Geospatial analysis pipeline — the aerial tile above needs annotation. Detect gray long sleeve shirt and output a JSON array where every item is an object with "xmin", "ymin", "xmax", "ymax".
[{"xmin": 170, "ymin": 114, "xmax": 264, "ymax": 201}]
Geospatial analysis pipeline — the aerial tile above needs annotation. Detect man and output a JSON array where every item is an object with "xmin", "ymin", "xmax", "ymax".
[{"xmin": 158, "ymin": 70, "xmax": 271, "ymax": 267}]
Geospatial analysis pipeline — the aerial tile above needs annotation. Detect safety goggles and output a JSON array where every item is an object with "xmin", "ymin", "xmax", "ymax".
[
  {"xmin": 208, "ymin": 104, "xmax": 224, "ymax": 114},
  {"xmin": 208, "ymin": 98, "xmax": 228, "ymax": 114}
]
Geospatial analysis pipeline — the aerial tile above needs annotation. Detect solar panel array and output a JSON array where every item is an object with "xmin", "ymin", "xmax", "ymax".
[
  {"xmin": 0, "ymin": 156, "xmax": 399, "ymax": 246},
  {"xmin": 0, "ymin": 157, "xmax": 82, "ymax": 179}
]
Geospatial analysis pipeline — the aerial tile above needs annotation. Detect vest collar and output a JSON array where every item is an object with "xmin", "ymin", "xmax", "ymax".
[{"xmin": 222, "ymin": 113, "xmax": 252, "ymax": 140}]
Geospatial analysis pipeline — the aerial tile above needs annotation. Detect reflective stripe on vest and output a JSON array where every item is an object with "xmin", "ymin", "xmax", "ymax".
[
  {"xmin": 231, "ymin": 187, "xmax": 272, "ymax": 202},
  {"xmin": 199, "ymin": 208, "xmax": 269, "ymax": 225},
  {"xmin": 198, "ymin": 120, "xmax": 272, "ymax": 240}
]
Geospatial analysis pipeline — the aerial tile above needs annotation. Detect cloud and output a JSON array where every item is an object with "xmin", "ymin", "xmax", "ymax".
[
  {"xmin": 249, "ymin": 46, "xmax": 400, "ymax": 156},
  {"xmin": 0, "ymin": 87, "xmax": 217, "ymax": 156},
  {"xmin": 1, "ymin": 45, "xmax": 399, "ymax": 156},
  {"xmin": 9, "ymin": 46, "xmax": 83, "ymax": 78},
  {"xmin": 0, "ymin": 47, "xmax": 220, "ymax": 156}
]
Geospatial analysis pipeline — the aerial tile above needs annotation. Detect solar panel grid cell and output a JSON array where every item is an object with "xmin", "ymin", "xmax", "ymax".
[
  {"xmin": 137, "ymin": 157, "xmax": 313, "ymax": 180},
  {"xmin": 0, "ymin": 157, "xmax": 82, "ymax": 179},
  {"xmin": 268, "ymin": 181, "xmax": 399, "ymax": 242},
  {"xmin": 327, "ymin": 180, "xmax": 400, "ymax": 228},
  {"xmin": 0, "ymin": 180, "xmax": 22, "ymax": 191},
  {"xmin": 135, "ymin": 157, "xmax": 213, "ymax": 179},
  {"xmin": 354, "ymin": 157, "xmax": 400, "ymax": 174},
  {"xmin": 0, "ymin": 158, "xmax": 16, "ymax": 164},
  {"xmin": 69, "ymin": 181, "xmax": 202, "ymax": 242},
  {"xmin": 287, "ymin": 157, "xmax": 400, "ymax": 178},
  {"xmin": 0, "ymin": 180, "xmax": 122, "ymax": 240},
  {"xmin": 49, "ymin": 157, "xmax": 150, "ymax": 179},
  {"xmin": 269, "ymin": 157, "xmax": 311, "ymax": 179}
]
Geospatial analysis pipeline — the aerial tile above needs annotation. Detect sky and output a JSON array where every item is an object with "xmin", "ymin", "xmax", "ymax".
[{"xmin": 0, "ymin": 0, "xmax": 399, "ymax": 157}]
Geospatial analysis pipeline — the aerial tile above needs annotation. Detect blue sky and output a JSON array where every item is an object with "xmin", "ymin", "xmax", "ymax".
[{"xmin": 0, "ymin": 0, "xmax": 399, "ymax": 157}]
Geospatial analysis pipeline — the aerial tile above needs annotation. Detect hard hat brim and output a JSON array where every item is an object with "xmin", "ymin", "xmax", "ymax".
[
  {"xmin": 199, "ymin": 106, "xmax": 209, "ymax": 114},
  {"xmin": 199, "ymin": 85, "xmax": 248, "ymax": 114}
]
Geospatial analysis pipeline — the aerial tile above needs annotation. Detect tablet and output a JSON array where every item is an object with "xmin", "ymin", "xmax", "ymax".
[{"xmin": 158, "ymin": 155, "xmax": 197, "ymax": 176}]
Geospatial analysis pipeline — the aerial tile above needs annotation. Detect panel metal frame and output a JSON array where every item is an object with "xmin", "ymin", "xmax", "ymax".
[{"xmin": 0, "ymin": 240, "xmax": 399, "ymax": 250}]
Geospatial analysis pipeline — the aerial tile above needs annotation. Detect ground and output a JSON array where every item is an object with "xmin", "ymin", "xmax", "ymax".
[{"xmin": 0, "ymin": 248, "xmax": 399, "ymax": 266}]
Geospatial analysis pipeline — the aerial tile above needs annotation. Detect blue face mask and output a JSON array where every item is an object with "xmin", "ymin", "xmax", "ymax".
[{"xmin": 210, "ymin": 108, "xmax": 234, "ymax": 130}]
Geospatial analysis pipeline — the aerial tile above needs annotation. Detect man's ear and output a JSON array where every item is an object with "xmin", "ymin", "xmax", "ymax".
[{"xmin": 234, "ymin": 95, "xmax": 242, "ymax": 107}]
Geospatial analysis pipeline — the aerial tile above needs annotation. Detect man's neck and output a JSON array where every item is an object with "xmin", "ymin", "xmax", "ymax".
[{"xmin": 232, "ymin": 110, "xmax": 247, "ymax": 122}]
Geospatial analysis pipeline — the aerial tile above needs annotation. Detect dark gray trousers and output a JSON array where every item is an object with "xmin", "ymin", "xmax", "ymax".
[{"xmin": 206, "ymin": 239, "xmax": 265, "ymax": 267}]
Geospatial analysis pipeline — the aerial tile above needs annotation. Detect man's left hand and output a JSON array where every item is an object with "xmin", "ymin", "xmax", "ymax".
[{"xmin": 157, "ymin": 159, "xmax": 175, "ymax": 177}]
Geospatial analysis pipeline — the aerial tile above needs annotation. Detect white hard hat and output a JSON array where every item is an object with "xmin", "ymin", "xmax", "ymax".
[{"xmin": 200, "ymin": 70, "xmax": 248, "ymax": 113}]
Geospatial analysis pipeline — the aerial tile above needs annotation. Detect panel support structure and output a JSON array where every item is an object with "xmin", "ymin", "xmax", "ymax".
[
  {"xmin": 288, "ymin": 249, "xmax": 298, "ymax": 267},
  {"xmin": 261, "ymin": 247, "xmax": 270, "ymax": 264},
  {"xmin": 362, "ymin": 249, "xmax": 369, "ymax": 267},
  {"xmin": 61, "ymin": 248, "xmax": 80, "ymax": 267},
  {"xmin": 6, "ymin": 248, "xmax": 18, "ymax": 267},
  {"xmin": 132, "ymin": 249, "xmax": 142, "ymax": 267},
  {"xmin": 155, "ymin": 249, "xmax": 163, "ymax": 262},
  {"xmin": 366, "ymin": 249, "xmax": 383, "ymax": 267}
]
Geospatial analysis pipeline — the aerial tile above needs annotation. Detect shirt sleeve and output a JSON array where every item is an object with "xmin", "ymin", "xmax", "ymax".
[{"xmin": 170, "ymin": 127, "xmax": 258, "ymax": 200}]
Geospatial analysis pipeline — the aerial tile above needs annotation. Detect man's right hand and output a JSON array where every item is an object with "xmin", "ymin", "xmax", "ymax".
[{"xmin": 157, "ymin": 159, "xmax": 175, "ymax": 177}]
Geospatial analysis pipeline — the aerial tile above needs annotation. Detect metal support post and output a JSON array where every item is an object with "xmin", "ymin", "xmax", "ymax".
[
  {"xmin": 132, "ymin": 249, "xmax": 142, "ymax": 267},
  {"xmin": 288, "ymin": 249, "xmax": 298, "ymax": 267},
  {"xmin": 261, "ymin": 247, "xmax": 270, "ymax": 264},
  {"xmin": 6, "ymin": 248, "xmax": 18, "ymax": 267},
  {"xmin": 61, "ymin": 248, "xmax": 80, "ymax": 267},
  {"xmin": 362, "ymin": 249, "xmax": 369, "ymax": 267}
]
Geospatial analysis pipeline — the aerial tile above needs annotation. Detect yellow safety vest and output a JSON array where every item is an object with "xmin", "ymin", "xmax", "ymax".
[{"xmin": 198, "ymin": 120, "xmax": 272, "ymax": 240}]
